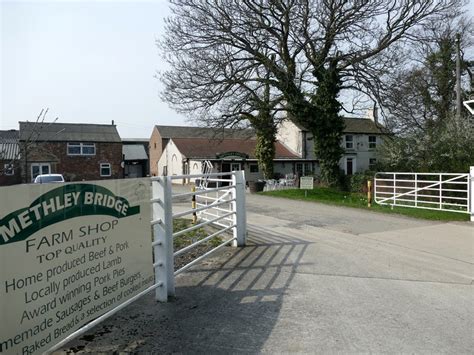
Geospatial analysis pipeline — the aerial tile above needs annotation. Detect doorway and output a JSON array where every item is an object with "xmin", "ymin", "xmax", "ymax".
[
  {"xmin": 345, "ymin": 157, "xmax": 355, "ymax": 175},
  {"xmin": 222, "ymin": 162, "xmax": 241, "ymax": 172},
  {"xmin": 221, "ymin": 162, "xmax": 241, "ymax": 186}
]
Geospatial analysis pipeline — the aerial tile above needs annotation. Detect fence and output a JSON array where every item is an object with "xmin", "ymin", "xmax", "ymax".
[
  {"xmin": 151, "ymin": 170, "xmax": 246, "ymax": 301},
  {"xmin": 374, "ymin": 168, "xmax": 474, "ymax": 220}
]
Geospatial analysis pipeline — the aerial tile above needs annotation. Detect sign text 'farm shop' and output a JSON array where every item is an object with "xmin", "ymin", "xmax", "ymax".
[{"xmin": 0, "ymin": 180, "xmax": 154, "ymax": 355}]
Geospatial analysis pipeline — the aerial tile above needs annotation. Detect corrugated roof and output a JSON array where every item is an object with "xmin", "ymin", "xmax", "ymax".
[
  {"xmin": 155, "ymin": 125, "xmax": 255, "ymax": 139},
  {"xmin": 19, "ymin": 122, "xmax": 122, "ymax": 142},
  {"xmin": 171, "ymin": 138, "xmax": 299, "ymax": 160},
  {"xmin": 123, "ymin": 144, "xmax": 148, "ymax": 161},
  {"xmin": 0, "ymin": 130, "xmax": 20, "ymax": 160}
]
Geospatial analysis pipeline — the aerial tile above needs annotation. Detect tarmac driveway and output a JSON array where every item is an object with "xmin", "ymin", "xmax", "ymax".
[{"xmin": 59, "ymin": 191, "xmax": 473, "ymax": 353}]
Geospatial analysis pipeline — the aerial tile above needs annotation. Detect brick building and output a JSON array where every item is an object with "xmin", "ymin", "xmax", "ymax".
[
  {"xmin": 19, "ymin": 122, "xmax": 123, "ymax": 182},
  {"xmin": 0, "ymin": 130, "xmax": 22, "ymax": 186},
  {"xmin": 122, "ymin": 138, "xmax": 149, "ymax": 178}
]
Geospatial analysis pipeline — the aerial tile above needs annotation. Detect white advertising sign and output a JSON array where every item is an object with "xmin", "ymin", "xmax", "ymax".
[
  {"xmin": 299, "ymin": 176, "xmax": 314, "ymax": 190},
  {"xmin": 0, "ymin": 179, "xmax": 154, "ymax": 354}
]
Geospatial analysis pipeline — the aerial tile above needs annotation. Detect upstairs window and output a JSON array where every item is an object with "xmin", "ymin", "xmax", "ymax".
[
  {"xmin": 369, "ymin": 136, "xmax": 377, "ymax": 149},
  {"xmin": 67, "ymin": 142, "xmax": 96, "ymax": 156},
  {"xmin": 345, "ymin": 135, "xmax": 354, "ymax": 149}
]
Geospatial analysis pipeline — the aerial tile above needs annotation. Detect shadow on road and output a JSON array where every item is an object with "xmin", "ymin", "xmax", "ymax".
[{"xmin": 58, "ymin": 227, "xmax": 313, "ymax": 353}]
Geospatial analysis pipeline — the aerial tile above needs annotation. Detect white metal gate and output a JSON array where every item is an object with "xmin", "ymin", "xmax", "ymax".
[
  {"xmin": 151, "ymin": 171, "xmax": 246, "ymax": 301},
  {"xmin": 48, "ymin": 172, "xmax": 247, "ymax": 352},
  {"xmin": 374, "ymin": 169, "xmax": 473, "ymax": 218}
]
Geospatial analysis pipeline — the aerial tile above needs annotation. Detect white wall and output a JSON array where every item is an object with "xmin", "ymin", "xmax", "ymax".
[
  {"xmin": 339, "ymin": 134, "xmax": 383, "ymax": 173},
  {"xmin": 276, "ymin": 120, "xmax": 302, "ymax": 157},
  {"xmin": 157, "ymin": 139, "xmax": 185, "ymax": 184},
  {"xmin": 277, "ymin": 119, "xmax": 383, "ymax": 175}
]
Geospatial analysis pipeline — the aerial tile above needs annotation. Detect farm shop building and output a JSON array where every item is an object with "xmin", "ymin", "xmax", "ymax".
[{"xmin": 155, "ymin": 136, "xmax": 305, "ymax": 184}]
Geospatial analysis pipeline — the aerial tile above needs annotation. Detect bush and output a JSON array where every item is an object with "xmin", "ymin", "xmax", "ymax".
[{"xmin": 347, "ymin": 172, "xmax": 374, "ymax": 193}]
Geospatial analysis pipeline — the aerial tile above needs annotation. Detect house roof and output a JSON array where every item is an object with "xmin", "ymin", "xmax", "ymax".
[
  {"xmin": 155, "ymin": 125, "xmax": 255, "ymax": 140},
  {"xmin": 0, "ymin": 130, "xmax": 20, "ymax": 160},
  {"xmin": 171, "ymin": 138, "xmax": 299, "ymax": 160},
  {"xmin": 343, "ymin": 118, "xmax": 385, "ymax": 134},
  {"xmin": 293, "ymin": 117, "xmax": 385, "ymax": 134},
  {"xmin": 123, "ymin": 144, "xmax": 148, "ymax": 161},
  {"xmin": 19, "ymin": 122, "xmax": 122, "ymax": 142}
]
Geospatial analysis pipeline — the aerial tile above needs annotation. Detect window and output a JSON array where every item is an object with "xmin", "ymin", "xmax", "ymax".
[
  {"xmin": 368, "ymin": 136, "xmax": 377, "ymax": 149},
  {"xmin": 345, "ymin": 135, "xmax": 354, "ymax": 149},
  {"xmin": 296, "ymin": 162, "xmax": 313, "ymax": 176},
  {"xmin": 100, "ymin": 163, "xmax": 111, "ymax": 177},
  {"xmin": 249, "ymin": 164, "xmax": 259, "ymax": 173},
  {"xmin": 231, "ymin": 163, "xmax": 241, "ymax": 171},
  {"xmin": 31, "ymin": 163, "xmax": 51, "ymax": 180},
  {"xmin": 369, "ymin": 158, "xmax": 377, "ymax": 170},
  {"xmin": 4, "ymin": 163, "xmax": 14, "ymax": 176},
  {"xmin": 67, "ymin": 142, "xmax": 96, "ymax": 156}
]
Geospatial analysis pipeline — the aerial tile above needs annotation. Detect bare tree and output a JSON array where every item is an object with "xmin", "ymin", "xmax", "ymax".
[
  {"xmin": 0, "ymin": 109, "xmax": 58, "ymax": 182},
  {"xmin": 160, "ymin": 0, "xmax": 463, "ymax": 183}
]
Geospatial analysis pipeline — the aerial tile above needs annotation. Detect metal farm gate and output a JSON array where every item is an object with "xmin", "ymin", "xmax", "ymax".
[
  {"xmin": 374, "ymin": 167, "xmax": 474, "ymax": 221},
  {"xmin": 49, "ymin": 171, "xmax": 246, "ymax": 352}
]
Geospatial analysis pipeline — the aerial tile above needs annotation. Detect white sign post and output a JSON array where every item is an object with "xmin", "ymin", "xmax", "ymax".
[
  {"xmin": 299, "ymin": 176, "xmax": 314, "ymax": 197},
  {"xmin": 0, "ymin": 179, "xmax": 154, "ymax": 354}
]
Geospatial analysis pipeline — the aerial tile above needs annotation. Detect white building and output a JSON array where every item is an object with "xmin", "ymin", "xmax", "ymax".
[
  {"xmin": 150, "ymin": 115, "xmax": 385, "ymax": 184},
  {"xmin": 156, "ymin": 135, "xmax": 301, "ymax": 184},
  {"xmin": 277, "ymin": 115, "xmax": 385, "ymax": 175}
]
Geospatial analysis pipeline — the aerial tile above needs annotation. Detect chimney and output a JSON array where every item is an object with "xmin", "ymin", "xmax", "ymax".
[
  {"xmin": 366, "ymin": 106, "xmax": 378, "ymax": 123},
  {"xmin": 112, "ymin": 120, "xmax": 115, "ymax": 125}
]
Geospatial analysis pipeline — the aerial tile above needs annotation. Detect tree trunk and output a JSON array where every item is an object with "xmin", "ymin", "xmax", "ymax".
[{"xmin": 253, "ymin": 111, "xmax": 276, "ymax": 180}]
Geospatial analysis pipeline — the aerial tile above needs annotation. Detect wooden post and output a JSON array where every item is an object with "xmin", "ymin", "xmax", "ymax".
[
  {"xmin": 191, "ymin": 186, "xmax": 197, "ymax": 224},
  {"xmin": 367, "ymin": 180, "xmax": 372, "ymax": 208}
]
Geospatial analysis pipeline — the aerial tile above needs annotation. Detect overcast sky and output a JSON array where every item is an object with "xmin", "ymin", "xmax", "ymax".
[
  {"xmin": 1, "ymin": 1, "xmax": 473, "ymax": 138},
  {"xmin": 1, "ymin": 0, "xmax": 185, "ymax": 138}
]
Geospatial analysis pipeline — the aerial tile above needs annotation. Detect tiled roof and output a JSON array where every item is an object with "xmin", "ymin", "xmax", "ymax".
[
  {"xmin": 343, "ymin": 118, "xmax": 385, "ymax": 134},
  {"xmin": 155, "ymin": 125, "xmax": 255, "ymax": 139},
  {"xmin": 0, "ymin": 130, "xmax": 20, "ymax": 160},
  {"xmin": 294, "ymin": 117, "xmax": 385, "ymax": 134},
  {"xmin": 171, "ymin": 138, "xmax": 299, "ymax": 160},
  {"xmin": 19, "ymin": 122, "xmax": 122, "ymax": 142}
]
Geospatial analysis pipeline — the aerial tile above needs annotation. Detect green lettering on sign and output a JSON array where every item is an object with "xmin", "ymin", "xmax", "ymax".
[{"xmin": 0, "ymin": 184, "xmax": 140, "ymax": 246}]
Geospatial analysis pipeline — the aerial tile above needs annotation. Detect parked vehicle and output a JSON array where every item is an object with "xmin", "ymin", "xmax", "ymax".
[{"xmin": 33, "ymin": 174, "xmax": 65, "ymax": 184}]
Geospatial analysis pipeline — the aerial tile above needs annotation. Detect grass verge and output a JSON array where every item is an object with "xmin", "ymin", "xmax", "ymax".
[
  {"xmin": 172, "ymin": 219, "xmax": 224, "ymax": 271},
  {"xmin": 261, "ymin": 187, "xmax": 470, "ymax": 221},
  {"xmin": 173, "ymin": 218, "xmax": 223, "ymax": 249}
]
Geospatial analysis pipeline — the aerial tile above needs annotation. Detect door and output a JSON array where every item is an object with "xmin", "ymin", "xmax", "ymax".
[
  {"xmin": 222, "ymin": 163, "xmax": 231, "ymax": 173},
  {"xmin": 346, "ymin": 158, "xmax": 354, "ymax": 175},
  {"xmin": 231, "ymin": 163, "xmax": 241, "ymax": 171},
  {"xmin": 31, "ymin": 163, "xmax": 51, "ymax": 181},
  {"xmin": 221, "ymin": 162, "xmax": 240, "ymax": 187},
  {"xmin": 126, "ymin": 164, "xmax": 142, "ymax": 178}
]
